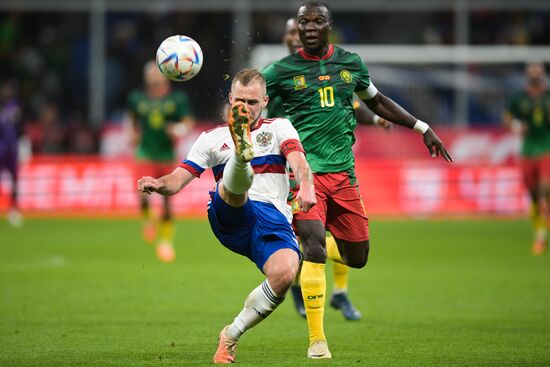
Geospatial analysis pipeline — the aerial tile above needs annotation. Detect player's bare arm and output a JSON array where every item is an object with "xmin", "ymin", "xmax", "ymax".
[
  {"xmin": 138, "ymin": 167, "xmax": 196, "ymax": 196},
  {"xmin": 353, "ymin": 96, "xmax": 391, "ymax": 130},
  {"xmin": 363, "ymin": 91, "xmax": 453, "ymax": 162},
  {"xmin": 286, "ymin": 150, "xmax": 316, "ymax": 212}
]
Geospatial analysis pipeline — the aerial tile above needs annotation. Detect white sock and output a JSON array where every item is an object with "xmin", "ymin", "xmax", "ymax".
[
  {"xmin": 226, "ymin": 280, "xmax": 284, "ymax": 340},
  {"xmin": 222, "ymin": 155, "xmax": 254, "ymax": 195}
]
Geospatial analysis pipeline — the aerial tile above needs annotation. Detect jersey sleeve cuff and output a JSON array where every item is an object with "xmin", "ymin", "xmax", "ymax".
[
  {"xmin": 179, "ymin": 160, "xmax": 204, "ymax": 177},
  {"xmin": 356, "ymin": 82, "xmax": 379, "ymax": 100}
]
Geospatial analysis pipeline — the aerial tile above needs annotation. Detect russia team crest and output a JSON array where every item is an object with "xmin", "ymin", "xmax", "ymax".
[{"xmin": 256, "ymin": 131, "xmax": 273, "ymax": 148}]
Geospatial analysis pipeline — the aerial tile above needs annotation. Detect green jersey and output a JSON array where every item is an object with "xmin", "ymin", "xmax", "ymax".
[
  {"xmin": 263, "ymin": 45, "xmax": 371, "ymax": 173},
  {"xmin": 507, "ymin": 90, "xmax": 550, "ymax": 157},
  {"xmin": 127, "ymin": 89, "xmax": 192, "ymax": 162},
  {"xmin": 267, "ymin": 95, "xmax": 286, "ymax": 120}
]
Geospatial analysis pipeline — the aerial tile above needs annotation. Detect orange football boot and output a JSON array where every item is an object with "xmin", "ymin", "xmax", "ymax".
[
  {"xmin": 228, "ymin": 102, "xmax": 253, "ymax": 162},
  {"xmin": 532, "ymin": 238, "xmax": 547, "ymax": 256},
  {"xmin": 213, "ymin": 326, "xmax": 238, "ymax": 364},
  {"xmin": 156, "ymin": 242, "xmax": 175, "ymax": 263}
]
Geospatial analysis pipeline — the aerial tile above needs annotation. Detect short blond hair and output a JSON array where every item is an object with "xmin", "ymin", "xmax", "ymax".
[{"xmin": 232, "ymin": 68, "xmax": 265, "ymax": 88}]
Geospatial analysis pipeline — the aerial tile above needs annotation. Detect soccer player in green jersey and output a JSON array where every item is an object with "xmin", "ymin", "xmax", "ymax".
[
  {"xmin": 268, "ymin": 17, "xmax": 391, "ymax": 322},
  {"xmin": 503, "ymin": 62, "xmax": 550, "ymax": 256},
  {"xmin": 263, "ymin": 1, "xmax": 453, "ymax": 359},
  {"xmin": 127, "ymin": 60, "xmax": 195, "ymax": 262}
]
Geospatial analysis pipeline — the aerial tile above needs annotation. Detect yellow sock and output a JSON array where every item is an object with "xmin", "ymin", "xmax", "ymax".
[
  {"xmin": 142, "ymin": 206, "xmax": 153, "ymax": 221},
  {"xmin": 332, "ymin": 262, "xmax": 349, "ymax": 291},
  {"xmin": 326, "ymin": 235, "xmax": 344, "ymax": 264},
  {"xmin": 531, "ymin": 203, "xmax": 546, "ymax": 239},
  {"xmin": 159, "ymin": 220, "xmax": 174, "ymax": 243},
  {"xmin": 531, "ymin": 203, "xmax": 545, "ymax": 229},
  {"xmin": 301, "ymin": 261, "xmax": 326, "ymax": 343}
]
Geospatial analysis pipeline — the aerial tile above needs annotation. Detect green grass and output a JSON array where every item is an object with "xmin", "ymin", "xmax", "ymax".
[{"xmin": 1, "ymin": 218, "xmax": 550, "ymax": 366}]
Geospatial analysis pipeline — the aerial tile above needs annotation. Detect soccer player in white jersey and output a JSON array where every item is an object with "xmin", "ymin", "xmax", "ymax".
[{"xmin": 137, "ymin": 68, "xmax": 316, "ymax": 364}]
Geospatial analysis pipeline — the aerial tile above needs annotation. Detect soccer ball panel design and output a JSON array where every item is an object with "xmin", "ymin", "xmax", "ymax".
[{"xmin": 156, "ymin": 35, "xmax": 203, "ymax": 82}]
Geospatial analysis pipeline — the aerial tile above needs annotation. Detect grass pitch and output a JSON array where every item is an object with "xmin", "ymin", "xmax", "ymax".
[{"xmin": 1, "ymin": 217, "xmax": 549, "ymax": 366}]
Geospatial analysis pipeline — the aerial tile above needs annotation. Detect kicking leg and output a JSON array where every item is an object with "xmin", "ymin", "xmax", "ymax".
[{"xmin": 218, "ymin": 101, "xmax": 254, "ymax": 207}]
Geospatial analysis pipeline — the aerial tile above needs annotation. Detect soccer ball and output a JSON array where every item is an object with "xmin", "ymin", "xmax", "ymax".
[{"xmin": 156, "ymin": 35, "xmax": 203, "ymax": 82}]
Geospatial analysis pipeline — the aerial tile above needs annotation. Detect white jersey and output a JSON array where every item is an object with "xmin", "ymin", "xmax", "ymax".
[{"xmin": 180, "ymin": 117, "xmax": 302, "ymax": 221}]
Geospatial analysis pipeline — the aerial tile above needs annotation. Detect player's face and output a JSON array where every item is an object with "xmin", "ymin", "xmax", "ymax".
[
  {"xmin": 297, "ymin": 5, "xmax": 332, "ymax": 55},
  {"xmin": 144, "ymin": 65, "xmax": 170, "ymax": 95},
  {"xmin": 526, "ymin": 63, "xmax": 546, "ymax": 87},
  {"xmin": 229, "ymin": 79, "xmax": 269, "ymax": 127},
  {"xmin": 284, "ymin": 19, "xmax": 301, "ymax": 53}
]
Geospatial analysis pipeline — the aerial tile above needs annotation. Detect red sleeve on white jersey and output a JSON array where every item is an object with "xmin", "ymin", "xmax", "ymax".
[
  {"xmin": 272, "ymin": 117, "xmax": 304, "ymax": 157},
  {"xmin": 280, "ymin": 139, "xmax": 305, "ymax": 158}
]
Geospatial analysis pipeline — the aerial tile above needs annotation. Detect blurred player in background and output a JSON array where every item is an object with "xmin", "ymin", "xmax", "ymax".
[
  {"xmin": 267, "ymin": 17, "xmax": 391, "ymax": 321},
  {"xmin": 503, "ymin": 61, "xmax": 550, "ymax": 255},
  {"xmin": 0, "ymin": 80, "xmax": 23, "ymax": 227},
  {"xmin": 138, "ymin": 68, "xmax": 316, "ymax": 364},
  {"xmin": 127, "ymin": 60, "xmax": 195, "ymax": 262},
  {"xmin": 263, "ymin": 1, "xmax": 452, "ymax": 358}
]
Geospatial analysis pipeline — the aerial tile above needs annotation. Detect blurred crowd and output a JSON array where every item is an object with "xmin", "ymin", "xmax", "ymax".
[{"xmin": 0, "ymin": 9, "xmax": 549, "ymax": 155}]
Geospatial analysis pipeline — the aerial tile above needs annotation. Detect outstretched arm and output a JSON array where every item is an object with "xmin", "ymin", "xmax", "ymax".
[
  {"xmin": 138, "ymin": 167, "xmax": 196, "ymax": 196},
  {"xmin": 361, "ymin": 91, "xmax": 453, "ymax": 162},
  {"xmin": 353, "ymin": 95, "xmax": 392, "ymax": 130},
  {"xmin": 286, "ymin": 151, "xmax": 316, "ymax": 212}
]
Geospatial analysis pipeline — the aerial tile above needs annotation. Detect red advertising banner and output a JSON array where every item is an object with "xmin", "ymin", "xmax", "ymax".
[
  {"xmin": 355, "ymin": 160, "xmax": 527, "ymax": 217},
  {"xmin": 0, "ymin": 126, "xmax": 528, "ymax": 217},
  {"xmin": 0, "ymin": 156, "xmax": 528, "ymax": 217}
]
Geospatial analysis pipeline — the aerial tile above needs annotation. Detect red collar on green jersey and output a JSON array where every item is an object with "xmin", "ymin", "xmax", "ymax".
[{"xmin": 297, "ymin": 44, "xmax": 334, "ymax": 60}]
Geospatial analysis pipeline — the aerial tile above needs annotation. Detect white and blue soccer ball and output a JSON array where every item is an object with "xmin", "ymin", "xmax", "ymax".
[{"xmin": 156, "ymin": 35, "xmax": 203, "ymax": 82}]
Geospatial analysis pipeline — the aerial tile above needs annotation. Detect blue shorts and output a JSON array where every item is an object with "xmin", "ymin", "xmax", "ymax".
[{"xmin": 207, "ymin": 187, "xmax": 300, "ymax": 272}]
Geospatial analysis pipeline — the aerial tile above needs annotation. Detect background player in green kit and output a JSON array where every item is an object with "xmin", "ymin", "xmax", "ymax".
[
  {"xmin": 263, "ymin": 1, "xmax": 453, "ymax": 359},
  {"xmin": 268, "ymin": 17, "xmax": 391, "ymax": 322},
  {"xmin": 127, "ymin": 60, "xmax": 195, "ymax": 262},
  {"xmin": 503, "ymin": 62, "xmax": 550, "ymax": 256}
]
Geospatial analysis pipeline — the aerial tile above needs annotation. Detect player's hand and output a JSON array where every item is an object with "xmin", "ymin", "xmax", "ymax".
[
  {"xmin": 376, "ymin": 117, "xmax": 392, "ymax": 131},
  {"xmin": 423, "ymin": 128, "xmax": 453, "ymax": 162},
  {"xmin": 296, "ymin": 183, "xmax": 316, "ymax": 213},
  {"xmin": 138, "ymin": 176, "xmax": 162, "ymax": 194},
  {"xmin": 166, "ymin": 122, "xmax": 190, "ymax": 140},
  {"xmin": 130, "ymin": 129, "xmax": 141, "ymax": 148}
]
